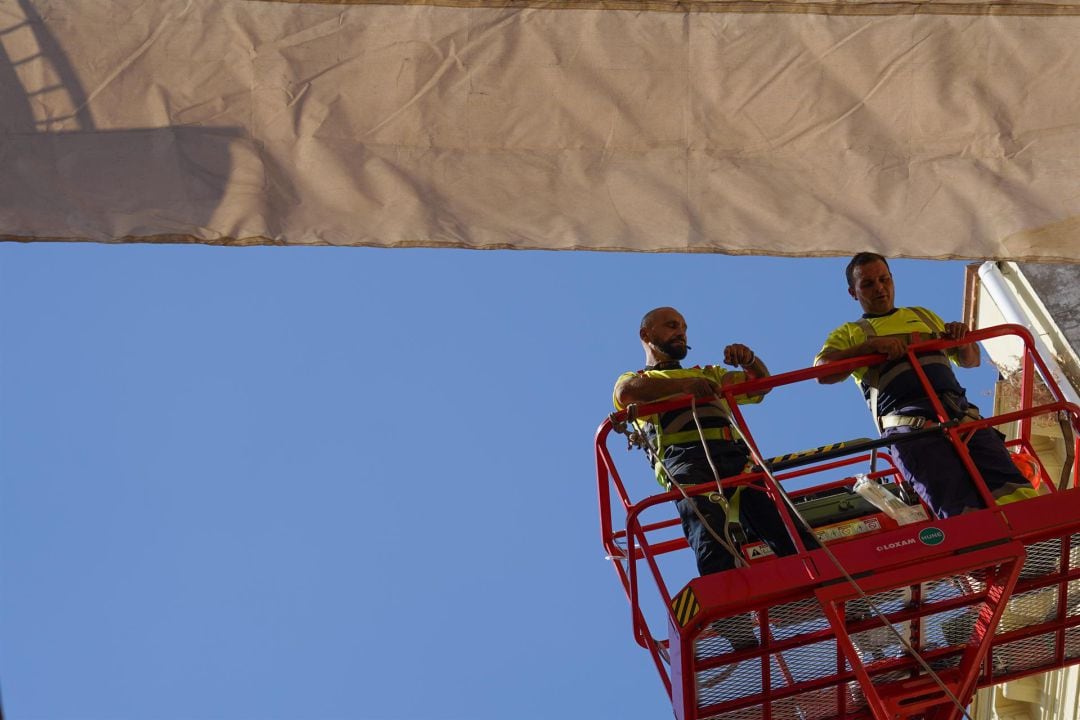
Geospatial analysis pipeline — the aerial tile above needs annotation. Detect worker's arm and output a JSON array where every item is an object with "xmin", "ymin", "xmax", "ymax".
[
  {"xmin": 942, "ymin": 322, "xmax": 980, "ymax": 368},
  {"xmin": 814, "ymin": 337, "xmax": 907, "ymax": 384},
  {"xmin": 614, "ymin": 374, "xmax": 720, "ymax": 407}
]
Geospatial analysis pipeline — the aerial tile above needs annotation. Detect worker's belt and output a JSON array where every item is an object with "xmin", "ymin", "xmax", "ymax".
[
  {"xmin": 880, "ymin": 415, "xmax": 938, "ymax": 430},
  {"xmin": 880, "ymin": 403, "xmax": 981, "ymax": 430}
]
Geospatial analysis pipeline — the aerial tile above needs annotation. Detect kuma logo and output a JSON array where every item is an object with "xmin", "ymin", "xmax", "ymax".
[{"xmin": 919, "ymin": 527, "xmax": 945, "ymax": 546}]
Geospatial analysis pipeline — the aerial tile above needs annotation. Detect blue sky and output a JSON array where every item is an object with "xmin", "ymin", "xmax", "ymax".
[{"xmin": 0, "ymin": 245, "xmax": 1000, "ymax": 720}]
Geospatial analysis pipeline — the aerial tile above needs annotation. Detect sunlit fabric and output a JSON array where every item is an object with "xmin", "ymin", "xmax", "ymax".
[{"xmin": 2, "ymin": 0, "xmax": 1079, "ymax": 259}]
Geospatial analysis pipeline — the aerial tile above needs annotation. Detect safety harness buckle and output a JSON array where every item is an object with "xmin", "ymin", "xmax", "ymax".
[{"xmin": 880, "ymin": 414, "xmax": 931, "ymax": 430}]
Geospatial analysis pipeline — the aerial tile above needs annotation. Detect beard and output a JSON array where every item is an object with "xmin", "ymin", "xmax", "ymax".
[{"xmin": 654, "ymin": 340, "xmax": 688, "ymax": 360}]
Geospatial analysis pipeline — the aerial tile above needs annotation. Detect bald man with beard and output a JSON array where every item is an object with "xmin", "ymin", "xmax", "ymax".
[{"xmin": 614, "ymin": 307, "xmax": 819, "ymax": 584}]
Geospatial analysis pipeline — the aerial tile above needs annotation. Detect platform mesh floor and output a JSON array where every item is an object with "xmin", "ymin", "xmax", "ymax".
[{"xmin": 689, "ymin": 541, "xmax": 1080, "ymax": 720}]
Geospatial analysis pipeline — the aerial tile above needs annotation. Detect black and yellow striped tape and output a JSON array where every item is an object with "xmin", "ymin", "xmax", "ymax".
[
  {"xmin": 766, "ymin": 441, "xmax": 852, "ymax": 466},
  {"xmin": 671, "ymin": 587, "xmax": 700, "ymax": 627}
]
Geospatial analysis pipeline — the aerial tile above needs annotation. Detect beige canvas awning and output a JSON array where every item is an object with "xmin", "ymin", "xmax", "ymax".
[{"xmin": 2, "ymin": 0, "xmax": 1079, "ymax": 259}]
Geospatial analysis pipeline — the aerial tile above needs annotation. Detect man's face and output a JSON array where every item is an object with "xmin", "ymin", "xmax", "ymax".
[
  {"xmin": 849, "ymin": 259, "xmax": 895, "ymax": 315},
  {"xmin": 643, "ymin": 308, "xmax": 689, "ymax": 360}
]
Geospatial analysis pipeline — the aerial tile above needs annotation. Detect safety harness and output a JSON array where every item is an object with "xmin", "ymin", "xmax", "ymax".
[
  {"xmin": 632, "ymin": 401, "xmax": 748, "ymax": 542},
  {"xmin": 855, "ymin": 307, "xmax": 961, "ymax": 431},
  {"xmin": 616, "ymin": 369, "xmax": 752, "ymax": 561},
  {"xmin": 646, "ymin": 404, "xmax": 736, "ymax": 473}
]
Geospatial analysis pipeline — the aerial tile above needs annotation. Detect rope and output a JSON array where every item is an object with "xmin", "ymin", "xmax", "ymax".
[
  {"xmin": 688, "ymin": 396, "xmax": 748, "ymax": 569},
  {"xmin": 726, "ymin": 408, "xmax": 975, "ymax": 720},
  {"xmin": 611, "ymin": 402, "xmax": 747, "ymax": 570}
]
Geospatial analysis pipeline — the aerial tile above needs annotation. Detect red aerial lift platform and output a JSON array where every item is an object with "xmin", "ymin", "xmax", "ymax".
[{"xmin": 597, "ymin": 325, "xmax": 1080, "ymax": 720}]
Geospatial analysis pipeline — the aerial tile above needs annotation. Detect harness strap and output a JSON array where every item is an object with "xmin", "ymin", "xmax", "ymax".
[
  {"xmin": 651, "ymin": 426, "xmax": 737, "ymax": 479},
  {"xmin": 661, "ymin": 404, "xmax": 729, "ymax": 429},
  {"xmin": 908, "ymin": 306, "xmax": 941, "ymax": 332},
  {"xmin": 880, "ymin": 414, "xmax": 931, "ymax": 430},
  {"xmin": 880, "ymin": 402, "xmax": 981, "ymax": 429},
  {"xmin": 726, "ymin": 487, "xmax": 746, "ymax": 544},
  {"xmin": 855, "ymin": 310, "xmax": 948, "ymax": 431},
  {"xmin": 855, "ymin": 318, "xmax": 883, "ymax": 431},
  {"xmin": 658, "ymin": 427, "xmax": 735, "ymax": 446},
  {"xmin": 645, "ymin": 403, "xmax": 737, "ymax": 483}
]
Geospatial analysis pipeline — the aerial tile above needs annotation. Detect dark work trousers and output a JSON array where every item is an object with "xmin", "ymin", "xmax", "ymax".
[
  {"xmin": 886, "ymin": 422, "xmax": 1034, "ymax": 519},
  {"xmin": 667, "ymin": 442, "xmax": 820, "ymax": 576}
]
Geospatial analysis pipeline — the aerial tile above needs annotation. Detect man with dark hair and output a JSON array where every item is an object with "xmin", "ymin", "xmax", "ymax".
[
  {"xmin": 614, "ymin": 306, "xmax": 818, "ymax": 579},
  {"xmin": 815, "ymin": 254, "xmax": 1036, "ymax": 518}
]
